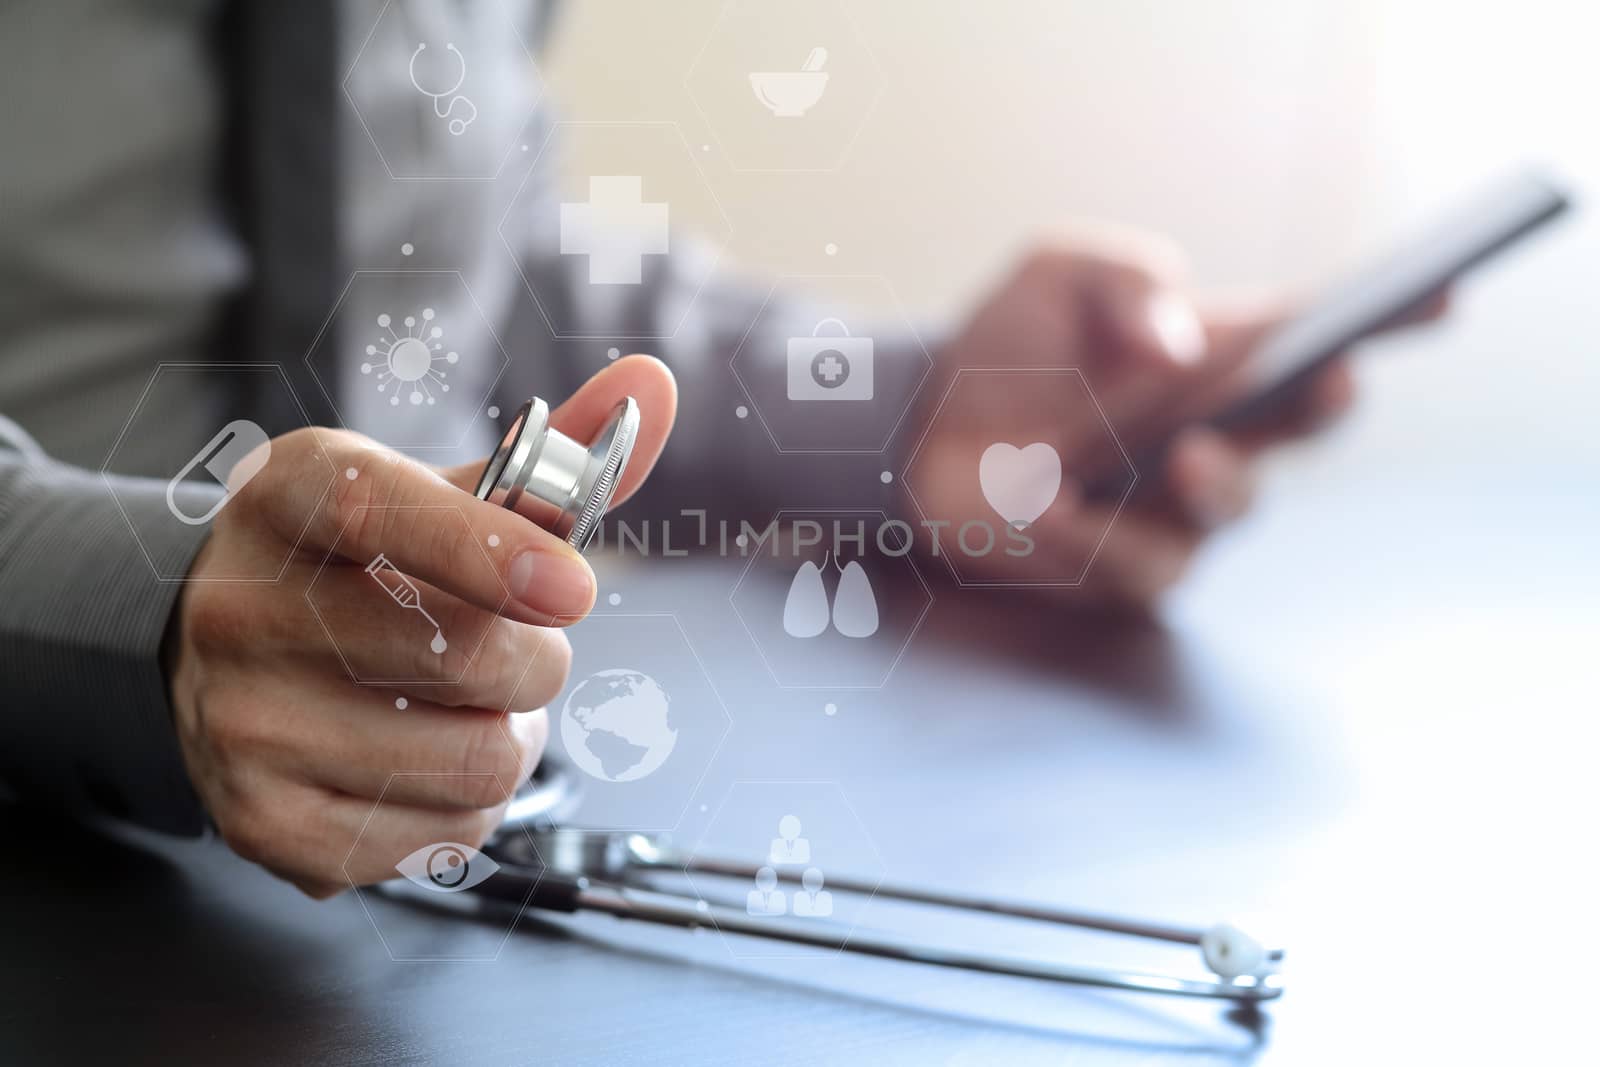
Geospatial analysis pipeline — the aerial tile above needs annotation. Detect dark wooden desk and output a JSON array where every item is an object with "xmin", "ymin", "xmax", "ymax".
[{"xmin": 4, "ymin": 460, "xmax": 1595, "ymax": 1065}]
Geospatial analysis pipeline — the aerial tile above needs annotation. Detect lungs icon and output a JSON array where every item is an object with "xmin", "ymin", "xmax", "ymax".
[
  {"xmin": 782, "ymin": 555, "xmax": 879, "ymax": 639},
  {"xmin": 782, "ymin": 560, "xmax": 831, "ymax": 639},
  {"xmin": 831, "ymin": 560, "xmax": 879, "ymax": 638}
]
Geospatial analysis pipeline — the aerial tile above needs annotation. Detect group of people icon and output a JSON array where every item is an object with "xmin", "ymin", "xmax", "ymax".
[{"xmin": 746, "ymin": 814, "xmax": 833, "ymax": 919}]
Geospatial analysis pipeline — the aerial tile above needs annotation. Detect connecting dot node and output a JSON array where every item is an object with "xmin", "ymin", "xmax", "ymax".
[
  {"xmin": 606, "ymin": 347, "xmax": 620, "ymax": 361},
  {"xmin": 824, "ymin": 702, "xmax": 838, "ymax": 716},
  {"xmin": 395, "ymin": 697, "xmax": 408, "ymax": 710},
  {"xmin": 735, "ymin": 405, "xmax": 749, "ymax": 419},
  {"xmin": 879, "ymin": 471, "xmax": 893, "ymax": 484},
  {"xmin": 345, "ymin": 467, "xmax": 359, "ymax": 481},
  {"xmin": 607, "ymin": 592, "xmax": 622, "ymax": 606},
  {"xmin": 487, "ymin": 405, "xmax": 500, "ymax": 419},
  {"xmin": 400, "ymin": 242, "xmax": 414, "ymax": 257},
  {"xmin": 487, "ymin": 534, "xmax": 501, "ymax": 548},
  {"xmin": 824, "ymin": 242, "xmax": 838, "ymax": 256}
]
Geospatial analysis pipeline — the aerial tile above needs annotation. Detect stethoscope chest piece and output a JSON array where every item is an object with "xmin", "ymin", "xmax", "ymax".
[{"xmin": 475, "ymin": 396, "xmax": 639, "ymax": 551}]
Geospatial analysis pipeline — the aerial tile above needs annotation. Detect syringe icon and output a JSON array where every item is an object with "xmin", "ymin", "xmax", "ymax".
[{"xmin": 365, "ymin": 553, "xmax": 448, "ymax": 654}]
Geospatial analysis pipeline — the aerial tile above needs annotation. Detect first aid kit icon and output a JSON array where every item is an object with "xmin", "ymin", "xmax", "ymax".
[
  {"xmin": 787, "ymin": 318, "xmax": 873, "ymax": 401},
  {"xmin": 166, "ymin": 419, "xmax": 271, "ymax": 525}
]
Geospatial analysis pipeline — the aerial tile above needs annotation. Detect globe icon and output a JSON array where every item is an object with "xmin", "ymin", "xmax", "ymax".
[{"xmin": 559, "ymin": 669, "xmax": 677, "ymax": 782}]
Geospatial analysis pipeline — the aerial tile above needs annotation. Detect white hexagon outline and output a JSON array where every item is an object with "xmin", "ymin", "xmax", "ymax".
[
  {"xmin": 300, "ymin": 269, "xmax": 511, "ymax": 452},
  {"xmin": 536, "ymin": 610, "xmax": 734, "ymax": 834},
  {"xmin": 683, "ymin": 0, "xmax": 889, "ymax": 174},
  {"xmin": 98, "ymin": 362, "xmax": 338, "ymax": 584},
  {"xmin": 343, "ymin": 769, "xmax": 544, "ymax": 963},
  {"xmin": 900, "ymin": 367, "xmax": 1140, "ymax": 589},
  {"xmin": 728, "ymin": 507, "xmax": 933, "ymax": 691},
  {"xmin": 303, "ymin": 503, "xmax": 512, "ymax": 687},
  {"xmin": 341, "ymin": 0, "xmax": 544, "ymax": 183},
  {"xmin": 684, "ymin": 778, "xmax": 886, "ymax": 961},
  {"xmin": 729, "ymin": 274, "xmax": 934, "ymax": 456},
  {"xmin": 496, "ymin": 120, "xmax": 737, "ymax": 341}
]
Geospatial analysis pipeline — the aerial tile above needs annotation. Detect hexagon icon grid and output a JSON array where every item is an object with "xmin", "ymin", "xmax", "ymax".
[
  {"xmin": 901, "ymin": 368, "xmax": 1139, "ymax": 588},
  {"xmin": 499, "ymin": 122, "xmax": 734, "ymax": 340},
  {"xmin": 342, "ymin": 0, "xmax": 543, "ymax": 181},
  {"xmin": 729, "ymin": 275, "xmax": 933, "ymax": 455},
  {"xmin": 304, "ymin": 504, "xmax": 511, "ymax": 687},
  {"xmin": 100, "ymin": 362, "xmax": 336, "ymax": 582},
  {"xmin": 685, "ymin": 0, "xmax": 887, "ymax": 172},
  {"xmin": 344, "ymin": 769, "xmax": 542, "ymax": 962},
  {"xmin": 302, "ymin": 270, "xmax": 510, "ymax": 452},
  {"xmin": 537, "ymin": 612, "xmax": 732, "ymax": 834},
  {"xmin": 729, "ymin": 508, "xmax": 933, "ymax": 690},
  {"xmin": 685, "ymin": 780, "xmax": 885, "ymax": 960}
]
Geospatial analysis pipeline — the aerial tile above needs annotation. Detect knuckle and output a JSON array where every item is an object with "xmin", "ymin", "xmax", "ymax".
[
  {"xmin": 511, "ymin": 627, "xmax": 570, "ymax": 711},
  {"xmin": 203, "ymin": 690, "xmax": 270, "ymax": 759},
  {"xmin": 325, "ymin": 451, "xmax": 381, "ymax": 547},
  {"xmin": 417, "ymin": 597, "xmax": 486, "ymax": 689},
  {"xmin": 184, "ymin": 584, "xmax": 244, "ymax": 658},
  {"xmin": 217, "ymin": 802, "xmax": 274, "ymax": 865},
  {"xmin": 460, "ymin": 616, "xmax": 554, "ymax": 708},
  {"xmin": 456, "ymin": 720, "xmax": 523, "ymax": 804},
  {"xmin": 422, "ymin": 506, "xmax": 473, "ymax": 575},
  {"xmin": 241, "ymin": 428, "xmax": 331, "ymax": 526},
  {"xmin": 324, "ymin": 444, "xmax": 433, "ymax": 550},
  {"xmin": 455, "ymin": 807, "xmax": 505, "ymax": 851},
  {"xmin": 504, "ymin": 710, "xmax": 548, "ymax": 779},
  {"xmin": 450, "ymin": 613, "xmax": 513, "ymax": 699}
]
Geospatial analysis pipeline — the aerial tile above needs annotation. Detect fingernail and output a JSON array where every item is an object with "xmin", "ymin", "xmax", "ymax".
[
  {"xmin": 508, "ymin": 548, "xmax": 594, "ymax": 618},
  {"xmin": 1146, "ymin": 291, "xmax": 1206, "ymax": 365}
]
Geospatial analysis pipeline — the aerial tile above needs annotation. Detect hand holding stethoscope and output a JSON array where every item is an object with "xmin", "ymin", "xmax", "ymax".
[{"xmin": 409, "ymin": 41, "xmax": 478, "ymax": 136}]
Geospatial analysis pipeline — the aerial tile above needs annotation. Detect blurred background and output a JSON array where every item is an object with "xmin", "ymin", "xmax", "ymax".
[
  {"xmin": 544, "ymin": 3, "xmax": 1598, "ymax": 1058},
  {"xmin": 547, "ymin": 0, "xmax": 1598, "ymax": 475}
]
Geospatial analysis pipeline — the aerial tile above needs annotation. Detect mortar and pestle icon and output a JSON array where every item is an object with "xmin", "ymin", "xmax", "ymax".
[{"xmin": 750, "ymin": 46, "xmax": 829, "ymax": 117}]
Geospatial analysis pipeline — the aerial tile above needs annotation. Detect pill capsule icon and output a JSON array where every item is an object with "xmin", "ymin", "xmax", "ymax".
[{"xmin": 166, "ymin": 419, "xmax": 272, "ymax": 526}]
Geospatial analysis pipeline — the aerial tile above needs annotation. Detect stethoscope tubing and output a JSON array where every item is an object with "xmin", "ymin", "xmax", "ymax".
[{"xmin": 369, "ymin": 759, "xmax": 1284, "ymax": 1004}]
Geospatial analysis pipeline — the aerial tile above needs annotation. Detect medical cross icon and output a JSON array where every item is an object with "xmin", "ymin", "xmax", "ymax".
[
  {"xmin": 813, "ymin": 351, "xmax": 847, "ymax": 387},
  {"xmin": 559, "ymin": 175, "xmax": 670, "ymax": 285}
]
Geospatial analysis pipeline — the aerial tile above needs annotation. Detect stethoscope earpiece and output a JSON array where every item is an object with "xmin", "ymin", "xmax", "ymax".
[{"xmin": 1200, "ymin": 922, "xmax": 1272, "ymax": 981}]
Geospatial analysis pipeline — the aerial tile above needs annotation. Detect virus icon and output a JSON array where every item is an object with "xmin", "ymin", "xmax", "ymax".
[{"xmin": 361, "ymin": 307, "xmax": 459, "ymax": 407}]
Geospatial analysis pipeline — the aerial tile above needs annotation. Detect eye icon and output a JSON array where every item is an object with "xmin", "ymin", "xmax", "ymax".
[{"xmin": 395, "ymin": 842, "xmax": 500, "ymax": 894}]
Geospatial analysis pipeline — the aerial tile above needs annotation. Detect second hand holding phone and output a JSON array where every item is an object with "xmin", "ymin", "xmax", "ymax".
[{"xmin": 1084, "ymin": 169, "xmax": 1572, "ymax": 501}]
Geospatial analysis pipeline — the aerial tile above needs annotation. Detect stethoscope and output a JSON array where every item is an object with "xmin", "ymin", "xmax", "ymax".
[
  {"xmin": 379, "ymin": 396, "xmax": 1286, "ymax": 1005},
  {"xmin": 408, "ymin": 41, "xmax": 478, "ymax": 136}
]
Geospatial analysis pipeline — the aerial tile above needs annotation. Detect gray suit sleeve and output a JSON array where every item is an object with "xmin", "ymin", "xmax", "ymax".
[
  {"xmin": 506, "ymin": 231, "xmax": 943, "ymax": 522},
  {"xmin": 0, "ymin": 416, "xmax": 210, "ymax": 835},
  {"xmin": 498, "ymin": 122, "xmax": 945, "ymax": 520}
]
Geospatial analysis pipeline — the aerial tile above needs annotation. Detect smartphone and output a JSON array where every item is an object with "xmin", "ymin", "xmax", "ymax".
[{"xmin": 1084, "ymin": 168, "xmax": 1573, "ymax": 501}]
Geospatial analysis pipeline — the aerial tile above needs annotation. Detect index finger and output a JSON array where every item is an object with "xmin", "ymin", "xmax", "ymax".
[{"xmin": 267, "ymin": 431, "xmax": 596, "ymax": 625}]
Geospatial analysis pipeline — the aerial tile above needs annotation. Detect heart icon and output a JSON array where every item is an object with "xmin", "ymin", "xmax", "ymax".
[{"xmin": 979, "ymin": 442, "xmax": 1062, "ymax": 529}]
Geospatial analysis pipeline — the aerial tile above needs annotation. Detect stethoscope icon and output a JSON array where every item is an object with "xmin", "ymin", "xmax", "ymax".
[{"xmin": 408, "ymin": 41, "xmax": 478, "ymax": 136}]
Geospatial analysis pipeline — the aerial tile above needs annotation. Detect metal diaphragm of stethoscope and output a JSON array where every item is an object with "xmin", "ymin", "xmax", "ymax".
[
  {"xmin": 433, "ymin": 395, "xmax": 1285, "ymax": 1005},
  {"xmin": 473, "ymin": 395, "xmax": 640, "ymax": 551}
]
